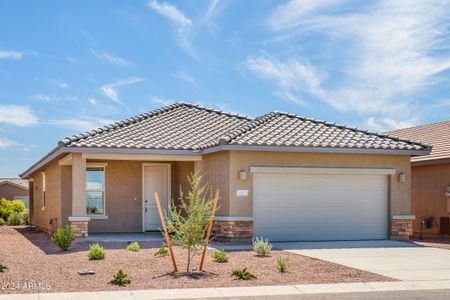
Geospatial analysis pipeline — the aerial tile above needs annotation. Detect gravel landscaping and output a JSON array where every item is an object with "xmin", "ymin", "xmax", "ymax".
[{"xmin": 0, "ymin": 226, "xmax": 392, "ymax": 294}]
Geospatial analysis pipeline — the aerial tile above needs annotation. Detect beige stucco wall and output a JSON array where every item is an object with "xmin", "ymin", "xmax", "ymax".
[
  {"xmin": 411, "ymin": 163, "xmax": 450, "ymax": 235},
  {"xmin": 29, "ymin": 160, "xmax": 62, "ymax": 232},
  {"xmin": 30, "ymin": 158, "xmax": 194, "ymax": 233},
  {"xmin": 194, "ymin": 151, "xmax": 231, "ymax": 216},
  {"xmin": 224, "ymin": 151, "xmax": 411, "ymax": 217},
  {"xmin": 0, "ymin": 184, "xmax": 28, "ymax": 200}
]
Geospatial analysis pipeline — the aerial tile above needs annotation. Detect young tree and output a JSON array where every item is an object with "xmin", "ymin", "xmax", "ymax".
[{"xmin": 167, "ymin": 172, "xmax": 216, "ymax": 273}]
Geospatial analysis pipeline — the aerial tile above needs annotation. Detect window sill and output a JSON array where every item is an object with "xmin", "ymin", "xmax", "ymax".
[{"xmin": 88, "ymin": 215, "xmax": 109, "ymax": 220}]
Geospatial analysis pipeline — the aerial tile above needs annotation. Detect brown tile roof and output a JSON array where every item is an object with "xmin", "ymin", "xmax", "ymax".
[
  {"xmin": 221, "ymin": 112, "xmax": 428, "ymax": 151},
  {"xmin": 61, "ymin": 103, "xmax": 252, "ymax": 150},
  {"xmin": 0, "ymin": 178, "xmax": 28, "ymax": 189},
  {"xmin": 61, "ymin": 103, "xmax": 430, "ymax": 153},
  {"xmin": 387, "ymin": 120, "xmax": 450, "ymax": 163}
]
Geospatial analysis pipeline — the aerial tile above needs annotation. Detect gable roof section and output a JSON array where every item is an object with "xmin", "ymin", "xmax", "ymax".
[
  {"xmin": 62, "ymin": 103, "xmax": 429, "ymax": 152},
  {"xmin": 387, "ymin": 120, "xmax": 450, "ymax": 163},
  {"xmin": 61, "ymin": 103, "xmax": 252, "ymax": 150},
  {"xmin": 219, "ymin": 112, "xmax": 429, "ymax": 152},
  {"xmin": 0, "ymin": 178, "xmax": 28, "ymax": 190},
  {"xmin": 21, "ymin": 102, "xmax": 431, "ymax": 179}
]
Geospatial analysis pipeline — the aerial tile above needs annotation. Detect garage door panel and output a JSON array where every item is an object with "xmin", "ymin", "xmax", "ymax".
[{"xmin": 253, "ymin": 172, "xmax": 388, "ymax": 242}]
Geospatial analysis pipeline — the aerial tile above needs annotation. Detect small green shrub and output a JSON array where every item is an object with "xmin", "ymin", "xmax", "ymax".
[
  {"xmin": 154, "ymin": 244, "xmax": 169, "ymax": 257},
  {"xmin": 212, "ymin": 249, "xmax": 229, "ymax": 262},
  {"xmin": 277, "ymin": 257, "xmax": 288, "ymax": 273},
  {"xmin": 7, "ymin": 212, "xmax": 22, "ymax": 225},
  {"xmin": 0, "ymin": 217, "xmax": 5, "ymax": 226},
  {"xmin": 88, "ymin": 243, "xmax": 106, "ymax": 260},
  {"xmin": 20, "ymin": 210, "xmax": 29, "ymax": 225},
  {"xmin": 0, "ymin": 263, "xmax": 7, "ymax": 273},
  {"xmin": 231, "ymin": 268, "xmax": 256, "ymax": 280},
  {"xmin": 0, "ymin": 198, "xmax": 25, "ymax": 220},
  {"xmin": 51, "ymin": 225, "xmax": 75, "ymax": 251},
  {"xmin": 253, "ymin": 236, "xmax": 272, "ymax": 256},
  {"xmin": 110, "ymin": 269, "xmax": 131, "ymax": 286},
  {"xmin": 126, "ymin": 242, "xmax": 140, "ymax": 252}
]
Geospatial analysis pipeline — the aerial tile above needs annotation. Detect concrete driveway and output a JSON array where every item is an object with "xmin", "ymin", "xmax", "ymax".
[{"xmin": 274, "ymin": 240, "xmax": 450, "ymax": 281}]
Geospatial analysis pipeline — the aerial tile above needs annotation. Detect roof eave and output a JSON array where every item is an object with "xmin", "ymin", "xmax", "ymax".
[
  {"xmin": 21, "ymin": 144, "xmax": 430, "ymax": 179},
  {"xmin": 202, "ymin": 144, "xmax": 431, "ymax": 156}
]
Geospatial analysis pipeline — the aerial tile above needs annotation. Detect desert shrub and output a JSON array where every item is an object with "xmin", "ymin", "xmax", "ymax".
[
  {"xmin": 154, "ymin": 243, "xmax": 169, "ymax": 257},
  {"xmin": 277, "ymin": 257, "xmax": 288, "ymax": 273},
  {"xmin": 20, "ymin": 210, "xmax": 29, "ymax": 225},
  {"xmin": 253, "ymin": 236, "xmax": 272, "ymax": 256},
  {"xmin": 126, "ymin": 242, "xmax": 140, "ymax": 252},
  {"xmin": 87, "ymin": 243, "xmax": 106, "ymax": 260},
  {"xmin": 110, "ymin": 269, "xmax": 131, "ymax": 286},
  {"xmin": 51, "ymin": 225, "xmax": 75, "ymax": 251},
  {"xmin": 231, "ymin": 268, "xmax": 256, "ymax": 280},
  {"xmin": 167, "ymin": 172, "xmax": 217, "ymax": 273},
  {"xmin": 212, "ymin": 249, "xmax": 229, "ymax": 263},
  {"xmin": 0, "ymin": 198, "xmax": 25, "ymax": 220},
  {"xmin": 0, "ymin": 263, "xmax": 7, "ymax": 273},
  {"xmin": 7, "ymin": 212, "xmax": 22, "ymax": 225},
  {"xmin": 0, "ymin": 217, "xmax": 5, "ymax": 226}
]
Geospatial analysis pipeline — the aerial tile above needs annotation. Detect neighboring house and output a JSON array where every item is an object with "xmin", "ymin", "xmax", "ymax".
[
  {"xmin": 0, "ymin": 178, "xmax": 29, "ymax": 208},
  {"xmin": 20, "ymin": 103, "xmax": 430, "ymax": 241},
  {"xmin": 388, "ymin": 121, "xmax": 450, "ymax": 237}
]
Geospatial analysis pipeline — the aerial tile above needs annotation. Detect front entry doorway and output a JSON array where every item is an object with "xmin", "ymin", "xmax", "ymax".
[{"xmin": 143, "ymin": 164, "xmax": 170, "ymax": 231}]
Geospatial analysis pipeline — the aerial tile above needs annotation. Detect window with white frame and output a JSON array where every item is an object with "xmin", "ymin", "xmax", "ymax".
[{"xmin": 86, "ymin": 167, "xmax": 105, "ymax": 215}]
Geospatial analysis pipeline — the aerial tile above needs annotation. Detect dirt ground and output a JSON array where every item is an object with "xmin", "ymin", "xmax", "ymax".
[
  {"xmin": 412, "ymin": 238, "xmax": 450, "ymax": 250},
  {"xmin": 0, "ymin": 226, "xmax": 392, "ymax": 294}
]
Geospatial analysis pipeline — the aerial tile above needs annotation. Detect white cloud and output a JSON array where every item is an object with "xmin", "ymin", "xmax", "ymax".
[
  {"xmin": 149, "ymin": 96, "xmax": 175, "ymax": 106},
  {"xmin": 0, "ymin": 105, "xmax": 38, "ymax": 126},
  {"xmin": 88, "ymin": 98, "xmax": 99, "ymax": 105},
  {"xmin": 250, "ymin": 0, "xmax": 450, "ymax": 130},
  {"xmin": 268, "ymin": 0, "xmax": 343, "ymax": 30},
  {"xmin": 101, "ymin": 77, "xmax": 145, "ymax": 103},
  {"xmin": 49, "ymin": 79, "xmax": 68, "ymax": 89},
  {"xmin": 49, "ymin": 118, "xmax": 115, "ymax": 132},
  {"xmin": 67, "ymin": 56, "xmax": 78, "ymax": 64},
  {"xmin": 244, "ymin": 55, "xmax": 326, "ymax": 105},
  {"xmin": 0, "ymin": 137, "xmax": 16, "ymax": 149},
  {"xmin": 147, "ymin": 0, "xmax": 196, "ymax": 58},
  {"xmin": 172, "ymin": 71, "xmax": 197, "ymax": 85},
  {"xmin": 90, "ymin": 49, "xmax": 131, "ymax": 66},
  {"xmin": 30, "ymin": 94, "xmax": 55, "ymax": 102},
  {"xmin": 365, "ymin": 117, "xmax": 417, "ymax": 132},
  {"xmin": 0, "ymin": 50, "xmax": 23, "ymax": 60}
]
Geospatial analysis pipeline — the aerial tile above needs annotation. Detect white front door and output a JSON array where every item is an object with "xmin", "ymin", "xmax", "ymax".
[{"xmin": 143, "ymin": 165, "xmax": 170, "ymax": 231}]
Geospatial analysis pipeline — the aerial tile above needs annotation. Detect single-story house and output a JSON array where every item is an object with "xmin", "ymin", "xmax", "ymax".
[
  {"xmin": 388, "ymin": 121, "xmax": 450, "ymax": 237},
  {"xmin": 20, "ymin": 103, "xmax": 430, "ymax": 241},
  {"xmin": 0, "ymin": 178, "xmax": 29, "ymax": 208}
]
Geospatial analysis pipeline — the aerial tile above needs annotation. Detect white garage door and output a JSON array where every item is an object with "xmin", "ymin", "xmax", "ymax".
[{"xmin": 253, "ymin": 171, "xmax": 388, "ymax": 242}]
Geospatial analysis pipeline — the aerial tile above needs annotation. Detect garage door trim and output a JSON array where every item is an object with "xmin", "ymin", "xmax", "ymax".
[{"xmin": 250, "ymin": 166, "xmax": 396, "ymax": 175}]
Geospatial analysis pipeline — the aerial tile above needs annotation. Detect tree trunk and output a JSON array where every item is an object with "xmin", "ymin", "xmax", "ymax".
[{"xmin": 187, "ymin": 247, "xmax": 191, "ymax": 273}]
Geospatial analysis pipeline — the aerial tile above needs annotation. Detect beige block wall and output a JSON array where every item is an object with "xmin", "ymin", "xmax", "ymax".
[
  {"xmin": 29, "ymin": 160, "xmax": 62, "ymax": 232},
  {"xmin": 194, "ymin": 151, "xmax": 231, "ymax": 216},
  {"xmin": 411, "ymin": 163, "xmax": 450, "ymax": 235},
  {"xmin": 226, "ymin": 151, "xmax": 411, "ymax": 216},
  {"xmin": 0, "ymin": 184, "xmax": 28, "ymax": 200}
]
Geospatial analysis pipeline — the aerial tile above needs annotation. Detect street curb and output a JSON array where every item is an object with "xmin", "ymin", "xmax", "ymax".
[{"xmin": 3, "ymin": 280, "xmax": 450, "ymax": 299}]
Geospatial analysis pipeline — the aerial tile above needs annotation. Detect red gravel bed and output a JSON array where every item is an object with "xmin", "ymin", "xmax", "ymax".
[
  {"xmin": 411, "ymin": 238, "xmax": 450, "ymax": 250},
  {"xmin": 0, "ymin": 226, "xmax": 392, "ymax": 294}
]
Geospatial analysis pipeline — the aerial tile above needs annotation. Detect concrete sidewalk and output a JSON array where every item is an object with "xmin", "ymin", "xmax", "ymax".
[{"xmin": 3, "ymin": 280, "xmax": 450, "ymax": 300}]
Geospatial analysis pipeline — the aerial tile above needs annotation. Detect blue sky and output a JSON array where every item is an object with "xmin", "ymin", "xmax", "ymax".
[{"xmin": 1, "ymin": 0, "xmax": 450, "ymax": 177}]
